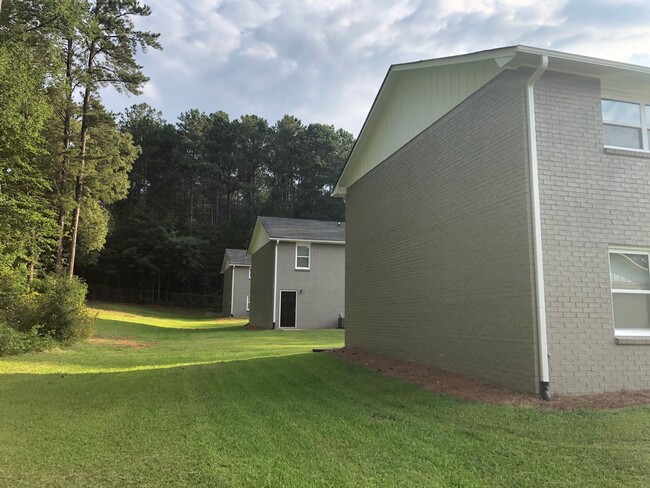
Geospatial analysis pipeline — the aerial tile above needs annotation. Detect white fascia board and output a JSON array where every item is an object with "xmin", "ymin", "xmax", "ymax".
[
  {"xmin": 248, "ymin": 218, "xmax": 271, "ymax": 255},
  {"xmin": 334, "ymin": 47, "xmax": 517, "ymax": 198},
  {"xmin": 515, "ymin": 45, "xmax": 650, "ymax": 75},
  {"xmin": 333, "ymin": 63, "xmax": 394, "ymax": 199},
  {"xmin": 333, "ymin": 44, "xmax": 650, "ymax": 200},
  {"xmin": 390, "ymin": 46, "xmax": 517, "ymax": 72},
  {"xmin": 274, "ymin": 238, "xmax": 345, "ymax": 245},
  {"xmin": 220, "ymin": 255, "xmax": 230, "ymax": 274}
]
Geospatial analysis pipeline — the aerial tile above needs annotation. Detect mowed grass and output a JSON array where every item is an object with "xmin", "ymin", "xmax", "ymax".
[{"xmin": 1, "ymin": 303, "xmax": 649, "ymax": 487}]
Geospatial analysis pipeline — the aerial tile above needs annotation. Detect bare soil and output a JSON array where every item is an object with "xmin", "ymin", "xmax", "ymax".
[
  {"xmin": 244, "ymin": 325, "xmax": 266, "ymax": 330},
  {"xmin": 89, "ymin": 337, "xmax": 154, "ymax": 349},
  {"xmin": 329, "ymin": 347, "xmax": 650, "ymax": 410}
]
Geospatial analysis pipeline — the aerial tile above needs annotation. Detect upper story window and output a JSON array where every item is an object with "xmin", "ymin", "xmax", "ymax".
[
  {"xmin": 609, "ymin": 249, "xmax": 650, "ymax": 337},
  {"xmin": 295, "ymin": 243, "xmax": 310, "ymax": 270},
  {"xmin": 248, "ymin": 267, "xmax": 251, "ymax": 279},
  {"xmin": 602, "ymin": 99, "xmax": 650, "ymax": 151}
]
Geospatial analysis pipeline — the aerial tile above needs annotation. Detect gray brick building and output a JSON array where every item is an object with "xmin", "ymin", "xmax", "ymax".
[
  {"xmin": 248, "ymin": 217, "xmax": 345, "ymax": 329},
  {"xmin": 220, "ymin": 249, "xmax": 251, "ymax": 317},
  {"xmin": 333, "ymin": 46, "xmax": 650, "ymax": 397}
]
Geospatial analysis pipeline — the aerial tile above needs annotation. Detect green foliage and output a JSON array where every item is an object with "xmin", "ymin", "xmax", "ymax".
[
  {"xmin": 0, "ymin": 34, "xmax": 57, "ymax": 264},
  {"xmin": 34, "ymin": 274, "xmax": 94, "ymax": 341},
  {"xmin": 1, "ymin": 255, "xmax": 93, "ymax": 348},
  {"xmin": 84, "ymin": 105, "xmax": 355, "ymax": 306},
  {"xmin": 0, "ymin": 321, "xmax": 56, "ymax": 356}
]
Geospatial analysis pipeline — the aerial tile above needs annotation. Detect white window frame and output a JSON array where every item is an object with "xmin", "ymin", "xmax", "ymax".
[
  {"xmin": 609, "ymin": 247, "xmax": 650, "ymax": 337},
  {"xmin": 602, "ymin": 97, "xmax": 650, "ymax": 152},
  {"xmin": 248, "ymin": 267, "xmax": 251, "ymax": 279},
  {"xmin": 246, "ymin": 295, "xmax": 250, "ymax": 311},
  {"xmin": 295, "ymin": 242, "xmax": 311, "ymax": 270}
]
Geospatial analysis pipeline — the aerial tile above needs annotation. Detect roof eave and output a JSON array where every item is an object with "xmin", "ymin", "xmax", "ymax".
[{"xmin": 334, "ymin": 44, "xmax": 650, "ymax": 197}]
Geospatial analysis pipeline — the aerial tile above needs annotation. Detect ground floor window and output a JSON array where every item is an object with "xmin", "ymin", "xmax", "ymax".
[
  {"xmin": 609, "ymin": 249, "xmax": 650, "ymax": 336},
  {"xmin": 246, "ymin": 295, "xmax": 250, "ymax": 311}
]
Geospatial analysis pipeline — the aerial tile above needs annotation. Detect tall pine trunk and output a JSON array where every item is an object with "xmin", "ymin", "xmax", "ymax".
[
  {"xmin": 55, "ymin": 38, "xmax": 75, "ymax": 272},
  {"xmin": 67, "ymin": 39, "xmax": 96, "ymax": 278}
]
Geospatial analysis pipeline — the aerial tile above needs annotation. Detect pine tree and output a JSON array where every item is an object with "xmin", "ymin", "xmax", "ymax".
[{"xmin": 67, "ymin": 0, "xmax": 160, "ymax": 277}]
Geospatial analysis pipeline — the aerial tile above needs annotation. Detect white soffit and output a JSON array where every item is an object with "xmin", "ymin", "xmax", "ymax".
[{"xmin": 333, "ymin": 45, "xmax": 650, "ymax": 197}]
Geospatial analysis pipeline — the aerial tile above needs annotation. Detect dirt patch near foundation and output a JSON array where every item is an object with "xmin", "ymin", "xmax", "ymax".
[
  {"xmin": 89, "ymin": 337, "xmax": 155, "ymax": 349},
  {"xmin": 329, "ymin": 347, "xmax": 650, "ymax": 410},
  {"xmin": 244, "ymin": 325, "xmax": 267, "ymax": 331}
]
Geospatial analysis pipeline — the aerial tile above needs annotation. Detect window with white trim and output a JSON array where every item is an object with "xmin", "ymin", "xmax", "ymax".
[
  {"xmin": 609, "ymin": 249, "xmax": 650, "ymax": 336},
  {"xmin": 602, "ymin": 99, "xmax": 650, "ymax": 151},
  {"xmin": 295, "ymin": 243, "xmax": 310, "ymax": 270},
  {"xmin": 248, "ymin": 267, "xmax": 251, "ymax": 279},
  {"xmin": 246, "ymin": 295, "xmax": 250, "ymax": 311}
]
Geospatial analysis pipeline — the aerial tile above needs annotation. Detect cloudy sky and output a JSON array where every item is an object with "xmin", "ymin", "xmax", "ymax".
[{"xmin": 101, "ymin": 0, "xmax": 650, "ymax": 135}]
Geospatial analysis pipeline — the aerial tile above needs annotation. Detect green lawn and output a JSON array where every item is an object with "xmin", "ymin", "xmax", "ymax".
[{"xmin": 1, "ymin": 303, "xmax": 649, "ymax": 487}]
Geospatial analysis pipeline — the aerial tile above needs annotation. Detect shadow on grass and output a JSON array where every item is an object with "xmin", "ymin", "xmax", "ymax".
[
  {"xmin": 0, "ymin": 353, "xmax": 444, "ymax": 411},
  {"xmin": 2, "ymin": 352, "xmax": 647, "ymax": 488},
  {"xmin": 88, "ymin": 301, "xmax": 234, "ymax": 322},
  {"xmin": 95, "ymin": 319, "xmax": 250, "ymax": 335}
]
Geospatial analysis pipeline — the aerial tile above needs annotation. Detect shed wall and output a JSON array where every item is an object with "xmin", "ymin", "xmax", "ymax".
[
  {"xmin": 275, "ymin": 242, "xmax": 345, "ymax": 329},
  {"xmin": 222, "ymin": 267, "xmax": 233, "ymax": 316},
  {"xmin": 249, "ymin": 241, "xmax": 275, "ymax": 328},
  {"xmin": 232, "ymin": 266, "xmax": 251, "ymax": 318}
]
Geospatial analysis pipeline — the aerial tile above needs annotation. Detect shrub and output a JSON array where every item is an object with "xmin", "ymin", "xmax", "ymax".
[
  {"xmin": 1, "ymin": 261, "xmax": 94, "ymax": 352},
  {"xmin": 0, "ymin": 321, "xmax": 55, "ymax": 356},
  {"xmin": 35, "ymin": 274, "xmax": 95, "ymax": 342},
  {"xmin": 0, "ymin": 256, "xmax": 29, "ymax": 311}
]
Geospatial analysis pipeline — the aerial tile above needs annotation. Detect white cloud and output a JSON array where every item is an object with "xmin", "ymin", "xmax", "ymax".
[{"xmin": 104, "ymin": 0, "xmax": 650, "ymax": 134}]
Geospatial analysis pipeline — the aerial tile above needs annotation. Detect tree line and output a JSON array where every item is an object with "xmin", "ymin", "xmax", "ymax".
[
  {"xmin": 0, "ymin": 0, "xmax": 354, "ymax": 312},
  {"xmin": 80, "ymin": 105, "xmax": 354, "ymax": 307},
  {"xmin": 1, "ymin": 0, "xmax": 158, "ymax": 352},
  {"xmin": 1, "ymin": 0, "xmax": 159, "ymax": 279}
]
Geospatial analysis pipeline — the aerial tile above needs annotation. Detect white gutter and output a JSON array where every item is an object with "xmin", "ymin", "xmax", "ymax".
[
  {"xmin": 230, "ymin": 265, "xmax": 236, "ymax": 316},
  {"xmin": 274, "ymin": 238, "xmax": 345, "ymax": 245},
  {"xmin": 525, "ymin": 55, "xmax": 551, "ymax": 400},
  {"xmin": 272, "ymin": 240, "xmax": 279, "ymax": 328}
]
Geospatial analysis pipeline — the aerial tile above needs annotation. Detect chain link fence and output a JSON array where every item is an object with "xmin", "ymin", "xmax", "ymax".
[{"xmin": 87, "ymin": 285, "xmax": 221, "ymax": 310}]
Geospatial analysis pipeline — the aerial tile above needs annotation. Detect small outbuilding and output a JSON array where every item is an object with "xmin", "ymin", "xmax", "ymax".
[
  {"xmin": 248, "ymin": 216, "xmax": 345, "ymax": 329},
  {"xmin": 220, "ymin": 248, "xmax": 251, "ymax": 317}
]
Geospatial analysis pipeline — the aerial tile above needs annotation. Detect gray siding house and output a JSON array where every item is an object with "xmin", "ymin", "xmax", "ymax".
[
  {"xmin": 248, "ymin": 217, "xmax": 345, "ymax": 329},
  {"xmin": 333, "ymin": 45, "xmax": 650, "ymax": 397},
  {"xmin": 220, "ymin": 249, "xmax": 251, "ymax": 317}
]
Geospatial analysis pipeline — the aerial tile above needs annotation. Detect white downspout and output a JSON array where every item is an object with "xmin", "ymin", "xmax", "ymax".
[
  {"xmin": 525, "ymin": 55, "xmax": 551, "ymax": 400},
  {"xmin": 230, "ymin": 265, "xmax": 235, "ymax": 316},
  {"xmin": 272, "ymin": 240, "xmax": 279, "ymax": 328}
]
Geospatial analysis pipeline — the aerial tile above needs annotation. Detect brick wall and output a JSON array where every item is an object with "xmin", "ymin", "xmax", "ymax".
[
  {"xmin": 249, "ymin": 241, "xmax": 275, "ymax": 328},
  {"xmin": 275, "ymin": 242, "xmax": 345, "ymax": 328},
  {"xmin": 345, "ymin": 70, "xmax": 540, "ymax": 393},
  {"xmin": 535, "ymin": 71, "xmax": 650, "ymax": 393}
]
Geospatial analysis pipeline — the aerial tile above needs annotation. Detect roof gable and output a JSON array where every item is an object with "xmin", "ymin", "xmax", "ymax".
[
  {"xmin": 220, "ymin": 248, "xmax": 251, "ymax": 273},
  {"xmin": 333, "ymin": 45, "xmax": 650, "ymax": 198},
  {"xmin": 248, "ymin": 217, "xmax": 345, "ymax": 255}
]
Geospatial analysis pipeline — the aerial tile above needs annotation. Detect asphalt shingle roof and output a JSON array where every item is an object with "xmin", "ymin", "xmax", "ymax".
[
  {"xmin": 224, "ymin": 248, "xmax": 251, "ymax": 266},
  {"xmin": 258, "ymin": 217, "xmax": 345, "ymax": 242}
]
